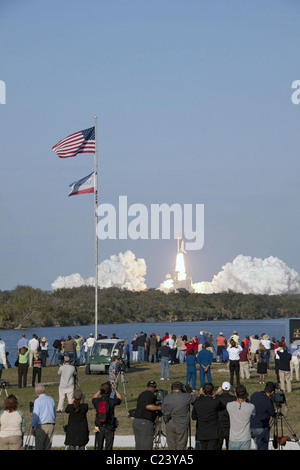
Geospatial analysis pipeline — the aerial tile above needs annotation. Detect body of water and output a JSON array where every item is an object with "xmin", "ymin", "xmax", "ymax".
[{"xmin": 0, "ymin": 318, "xmax": 292, "ymax": 367}]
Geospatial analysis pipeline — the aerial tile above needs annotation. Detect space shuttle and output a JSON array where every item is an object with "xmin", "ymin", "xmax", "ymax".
[{"xmin": 177, "ymin": 233, "xmax": 186, "ymax": 254}]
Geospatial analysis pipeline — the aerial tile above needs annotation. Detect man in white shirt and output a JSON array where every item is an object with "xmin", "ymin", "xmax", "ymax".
[
  {"xmin": 250, "ymin": 335, "xmax": 261, "ymax": 363},
  {"xmin": 227, "ymin": 340, "xmax": 243, "ymax": 386},
  {"xmin": 166, "ymin": 335, "xmax": 175, "ymax": 363},
  {"xmin": 166, "ymin": 335, "xmax": 174, "ymax": 349},
  {"xmin": 0, "ymin": 339, "xmax": 8, "ymax": 369},
  {"xmin": 261, "ymin": 334, "xmax": 272, "ymax": 368},
  {"xmin": 86, "ymin": 334, "xmax": 95, "ymax": 362},
  {"xmin": 28, "ymin": 334, "xmax": 39, "ymax": 367},
  {"xmin": 289, "ymin": 342, "xmax": 300, "ymax": 381}
]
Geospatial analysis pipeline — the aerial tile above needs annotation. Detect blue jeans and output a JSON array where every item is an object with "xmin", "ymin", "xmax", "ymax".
[
  {"xmin": 228, "ymin": 440, "xmax": 251, "ymax": 450},
  {"xmin": 179, "ymin": 350, "xmax": 186, "ymax": 364},
  {"xmin": 199, "ymin": 367, "xmax": 212, "ymax": 388},
  {"xmin": 161, "ymin": 357, "xmax": 170, "ymax": 379},
  {"xmin": 251, "ymin": 428, "xmax": 269, "ymax": 450},
  {"xmin": 138, "ymin": 346, "xmax": 145, "ymax": 363},
  {"xmin": 76, "ymin": 350, "xmax": 81, "ymax": 366},
  {"xmin": 186, "ymin": 370, "xmax": 196, "ymax": 390},
  {"xmin": 148, "ymin": 353, "xmax": 156, "ymax": 363}
]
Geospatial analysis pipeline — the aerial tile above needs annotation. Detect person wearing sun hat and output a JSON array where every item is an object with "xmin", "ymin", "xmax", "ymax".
[{"xmin": 39, "ymin": 337, "xmax": 49, "ymax": 367}]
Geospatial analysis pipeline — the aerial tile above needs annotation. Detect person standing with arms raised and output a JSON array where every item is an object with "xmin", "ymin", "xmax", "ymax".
[{"xmin": 227, "ymin": 340, "xmax": 243, "ymax": 387}]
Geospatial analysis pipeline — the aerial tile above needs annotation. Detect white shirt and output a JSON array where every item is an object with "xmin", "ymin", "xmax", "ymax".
[
  {"xmin": 0, "ymin": 410, "xmax": 24, "ymax": 437},
  {"xmin": 227, "ymin": 345, "xmax": 243, "ymax": 361},
  {"xmin": 167, "ymin": 338, "xmax": 175, "ymax": 349},
  {"xmin": 86, "ymin": 337, "xmax": 95, "ymax": 348},
  {"xmin": 29, "ymin": 338, "xmax": 39, "ymax": 350},
  {"xmin": 261, "ymin": 339, "xmax": 271, "ymax": 350},
  {"xmin": 0, "ymin": 341, "xmax": 6, "ymax": 354}
]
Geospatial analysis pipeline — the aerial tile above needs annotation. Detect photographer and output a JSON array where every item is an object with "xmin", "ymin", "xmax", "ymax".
[
  {"xmin": 161, "ymin": 381, "xmax": 197, "ymax": 450},
  {"xmin": 109, "ymin": 356, "xmax": 120, "ymax": 397},
  {"xmin": 92, "ymin": 381, "xmax": 122, "ymax": 450},
  {"xmin": 192, "ymin": 382, "xmax": 225, "ymax": 450},
  {"xmin": 57, "ymin": 356, "xmax": 77, "ymax": 412},
  {"xmin": 132, "ymin": 380, "xmax": 161, "ymax": 450},
  {"xmin": 250, "ymin": 382, "xmax": 276, "ymax": 450}
]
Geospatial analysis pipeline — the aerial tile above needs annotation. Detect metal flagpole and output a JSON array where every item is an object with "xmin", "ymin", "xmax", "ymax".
[{"xmin": 94, "ymin": 116, "xmax": 98, "ymax": 338}]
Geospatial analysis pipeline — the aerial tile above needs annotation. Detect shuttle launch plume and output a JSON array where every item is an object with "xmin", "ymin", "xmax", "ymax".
[
  {"xmin": 51, "ymin": 250, "xmax": 147, "ymax": 291},
  {"xmin": 159, "ymin": 235, "xmax": 299, "ymax": 295},
  {"xmin": 192, "ymin": 254, "xmax": 300, "ymax": 295},
  {"xmin": 51, "ymin": 245, "xmax": 300, "ymax": 296}
]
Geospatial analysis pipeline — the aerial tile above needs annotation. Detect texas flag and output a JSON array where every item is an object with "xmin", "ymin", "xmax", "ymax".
[{"xmin": 68, "ymin": 172, "xmax": 95, "ymax": 196}]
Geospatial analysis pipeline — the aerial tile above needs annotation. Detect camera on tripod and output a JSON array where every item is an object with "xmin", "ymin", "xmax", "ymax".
[
  {"xmin": 118, "ymin": 359, "xmax": 126, "ymax": 373},
  {"xmin": 271, "ymin": 388, "xmax": 286, "ymax": 408},
  {"xmin": 155, "ymin": 389, "xmax": 168, "ymax": 405},
  {"xmin": 0, "ymin": 380, "xmax": 9, "ymax": 389}
]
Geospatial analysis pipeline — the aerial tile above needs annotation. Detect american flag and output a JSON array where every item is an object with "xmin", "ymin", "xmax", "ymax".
[{"xmin": 52, "ymin": 126, "xmax": 95, "ymax": 158}]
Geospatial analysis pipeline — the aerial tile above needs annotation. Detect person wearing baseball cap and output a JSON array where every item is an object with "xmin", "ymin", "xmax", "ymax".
[
  {"xmin": 132, "ymin": 380, "xmax": 161, "ymax": 450},
  {"xmin": 215, "ymin": 381, "xmax": 236, "ymax": 449}
]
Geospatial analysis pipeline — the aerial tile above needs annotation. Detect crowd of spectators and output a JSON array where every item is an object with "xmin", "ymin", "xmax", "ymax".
[{"xmin": 0, "ymin": 328, "xmax": 299, "ymax": 451}]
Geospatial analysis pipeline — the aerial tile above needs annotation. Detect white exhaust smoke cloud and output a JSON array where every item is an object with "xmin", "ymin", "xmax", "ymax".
[
  {"xmin": 52, "ymin": 249, "xmax": 300, "ymax": 296},
  {"xmin": 51, "ymin": 250, "xmax": 147, "ymax": 291},
  {"xmin": 192, "ymin": 255, "xmax": 300, "ymax": 295}
]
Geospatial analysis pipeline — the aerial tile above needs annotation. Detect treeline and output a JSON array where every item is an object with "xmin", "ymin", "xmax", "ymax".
[{"xmin": 0, "ymin": 285, "xmax": 300, "ymax": 329}]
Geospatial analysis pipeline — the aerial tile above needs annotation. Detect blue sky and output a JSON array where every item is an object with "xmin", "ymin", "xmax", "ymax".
[{"xmin": 1, "ymin": 0, "xmax": 300, "ymax": 291}]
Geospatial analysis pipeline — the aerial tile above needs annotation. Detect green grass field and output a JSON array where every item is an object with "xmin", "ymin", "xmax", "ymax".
[{"xmin": 1, "ymin": 361, "xmax": 300, "ymax": 449}]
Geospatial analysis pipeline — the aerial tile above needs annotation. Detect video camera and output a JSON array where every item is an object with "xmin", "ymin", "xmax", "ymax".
[
  {"xmin": 271, "ymin": 388, "xmax": 286, "ymax": 407},
  {"xmin": 155, "ymin": 389, "xmax": 168, "ymax": 405},
  {"xmin": 118, "ymin": 359, "xmax": 126, "ymax": 373},
  {"xmin": 0, "ymin": 380, "xmax": 9, "ymax": 389}
]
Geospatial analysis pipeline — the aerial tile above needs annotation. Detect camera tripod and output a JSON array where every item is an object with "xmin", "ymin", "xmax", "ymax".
[
  {"xmin": 0, "ymin": 381, "xmax": 8, "ymax": 397},
  {"xmin": 153, "ymin": 415, "xmax": 167, "ymax": 449},
  {"xmin": 117, "ymin": 370, "xmax": 133, "ymax": 410},
  {"xmin": 24, "ymin": 431, "xmax": 34, "ymax": 450},
  {"xmin": 270, "ymin": 406, "xmax": 300, "ymax": 450}
]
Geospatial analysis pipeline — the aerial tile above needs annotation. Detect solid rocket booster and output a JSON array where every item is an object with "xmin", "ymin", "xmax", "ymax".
[{"xmin": 177, "ymin": 233, "xmax": 186, "ymax": 254}]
